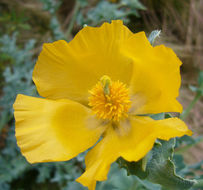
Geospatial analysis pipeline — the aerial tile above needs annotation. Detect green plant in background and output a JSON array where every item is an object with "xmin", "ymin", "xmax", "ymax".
[
  {"xmin": 0, "ymin": 33, "xmax": 35, "ymax": 189},
  {"xmin": 40, "ymin": 0, "xmax": 64, "ymax": 40},
  {"xmin": 0, "ymin": 2, "xmax": 82, "ymax": 190},
  {"xmin": 77, "ymin": 0, "xmax": 146, "ymax": 26},
  {"xmin": 0, "ymin": 32, "xmax": 85, "ymax": 189},
  {"xmin": 0, "ymin": 10, "xmax": 31, "ymax": 35},
  {"xmin": 0, "ymin": 0, "xmax": 203, "ymax": 190},
  {"xmin": 0, "ymin": 33, "xmax": 36, "ymax": 132},
  {"xmin": 181, "ymin": 71, "xmax": 203, "ymax": 120}
]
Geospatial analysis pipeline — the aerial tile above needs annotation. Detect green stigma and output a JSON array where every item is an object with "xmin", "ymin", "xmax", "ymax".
[{"xmin": 100, "ymin": 75, "xmax": 112, "ymax": 95}]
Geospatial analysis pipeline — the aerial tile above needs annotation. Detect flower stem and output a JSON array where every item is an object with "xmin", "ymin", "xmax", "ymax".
[
  {"xmin": 175, "ymin": 136, "xmax": 203, "ymax": 154},
  {"xmin": 65, "ymin": 1, "xmax": 80, "ymax": 40},
  {"xmin": 180, "ymin": 92, "xmax": 202, "ymax": 120}
]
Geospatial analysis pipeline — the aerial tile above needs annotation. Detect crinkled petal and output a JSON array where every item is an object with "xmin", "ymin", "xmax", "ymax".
[
  {"xmin": 33, "ymin": 20, "xmax": 133, "ymax": 105},
  {"xmin": 122, "ymin": 32, "xmax": 183, "ymax": 114},
  {"xmin": 13, "ymin": 94, "xmax": 105, "ymax": 163},
  {"xmin": 77, "ymin": 116, "xmax": 192, "ymax": 189},
  {"xmin": 121, "ymin": 116, "xmax": 192, "ymax": 161},
  {"xmin": 76, "ymin": 127, "xmax": 119, "ymax": 190}
]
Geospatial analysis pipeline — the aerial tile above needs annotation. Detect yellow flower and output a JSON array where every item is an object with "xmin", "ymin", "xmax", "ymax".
[{"xmin": 13, "ymin": 20, "xmax": 192, "ymax": 190}]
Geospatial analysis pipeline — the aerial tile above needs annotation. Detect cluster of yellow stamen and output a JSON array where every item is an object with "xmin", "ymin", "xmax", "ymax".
[{"xmin": 89, "ymin": 76, "xmax": 131, "ymax": 122}]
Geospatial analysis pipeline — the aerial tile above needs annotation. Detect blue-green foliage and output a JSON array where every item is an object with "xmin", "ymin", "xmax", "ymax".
[
  {"xmin": 117, "ymin": 139, "xmax": 198, "ymax": 190},
  {"xmin": 0, "ymin": 33, "xmax": 36, "ymax": 131},
  {"xmin": 78, "ymin": 1, "xmax": 128, "ymax": 25},
  {"xmin": 40, "ymin": 0, "xmax": 64, "ymax": 40},
  {"xmin": 77, "ymin": 0, "xmax": 146, "ymax": 26},
  {"xmin": 0, "ymin": 3, "xmax": 82, "ymax": 190}
]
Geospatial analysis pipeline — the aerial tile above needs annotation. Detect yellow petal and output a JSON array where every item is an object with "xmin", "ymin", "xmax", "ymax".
[
  {"xmin": 120, "ymin": 116, "xmax": 192, "ymax": 161},
  {"xmin": 76, "ymin": 127, "xmax": 120, "ymax": 190},
  {"xmin": 33, "ymin": 20, "xmax": 133, "ymax": 105},
  {"xmin": 76, "ymin": 116, "xmax": 191, "ymax": 189},
  {"xmin": 13, "ymin": 94, "xmax": 104, "ymax": 163},
  {"xmin": 122, "ymin": 32, "xmax": 183, "ymax": 114}
]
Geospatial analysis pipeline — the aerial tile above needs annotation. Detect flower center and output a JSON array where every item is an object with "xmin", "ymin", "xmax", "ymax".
[{"xmin": 89, "ymin": 75, "xmax": 131, "ymax": 122}]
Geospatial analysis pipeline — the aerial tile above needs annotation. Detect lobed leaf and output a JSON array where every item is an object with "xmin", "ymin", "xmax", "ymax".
[{"xmin": 117, "ymin": 139, "xmax": 196, "ymax": 190}]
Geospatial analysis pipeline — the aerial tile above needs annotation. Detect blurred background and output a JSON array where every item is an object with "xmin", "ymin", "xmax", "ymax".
[{"xmin": 0, "ymin": 0, "xmax": 202, "ymax": 189}]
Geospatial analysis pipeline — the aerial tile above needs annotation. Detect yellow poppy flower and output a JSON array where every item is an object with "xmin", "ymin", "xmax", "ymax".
[{"xmin": 13, "ymin": 20, "xmax": 192, "ymax": 190}]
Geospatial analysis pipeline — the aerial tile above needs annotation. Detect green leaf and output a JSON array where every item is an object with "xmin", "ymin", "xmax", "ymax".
[
  {"xmin": 117, "ymin": 157, "xmax": 148, "ymax": 180},
  {"xmin": 134, "ymin": 177, "xmax": 161, "ymax": 190},
  {"xmin": 148, "ymin": 30, "xmax": 161, "ymax": 45},
  {"xmin": 148, "ymin": 159, "xmax": 194, "ymax": 190},
  {"xmin": 97, "ymin": 163, "xmax": 160, "ymax": 190},
  {"xmin": 189, "ymin": 85, "xmax": 198, "ymax": 92},
  {"xmin": 150, "ymin": 113, "xmax": 165, "ymax": 120},
  {"xmin": 121, "ymin": 0, "xmax": 146, "ymax": 10},
  {"xmin": 147, "ymin": 140, "xmax": 196, "ymax": 190},
  {"xmin": 117, "ymin": 139, "xmax": 196, "ymax": 190}
]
